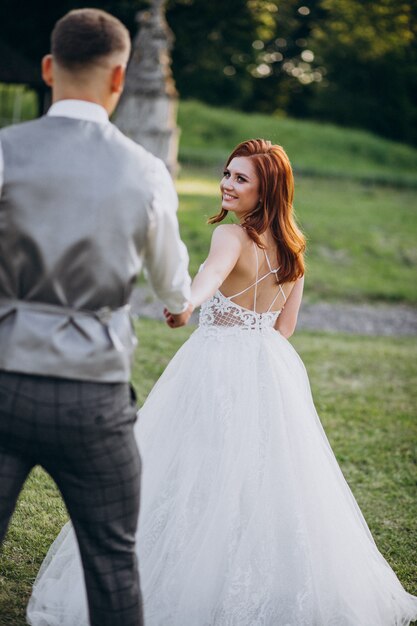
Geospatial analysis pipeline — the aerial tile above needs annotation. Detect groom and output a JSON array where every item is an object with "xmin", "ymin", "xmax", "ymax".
[{"xmin": 0, "ymin": 8, "xmax": 192, "ymax": 626}]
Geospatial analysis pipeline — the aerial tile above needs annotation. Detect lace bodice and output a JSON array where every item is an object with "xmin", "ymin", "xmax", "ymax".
[
  {"xmin": 199, "ymin": 290, "xmax": 281, "ymax": 333},
  {"xmin": 198, "ymin": 241, "xmax": 285, "ymax": 334}
]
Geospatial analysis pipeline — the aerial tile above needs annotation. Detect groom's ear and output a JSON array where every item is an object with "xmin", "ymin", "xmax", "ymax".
[
  {"xmin": 110, "ymin": 64, "xmax": 126, "ymax": 95},
  {"xmin": 41, "ymin": 54, "xmax": 54, "ymax": 87}
]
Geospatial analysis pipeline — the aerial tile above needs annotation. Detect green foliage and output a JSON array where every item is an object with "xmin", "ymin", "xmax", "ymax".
[
  {"xmin": 168, "ymin": 0, "xmax": 417, "ymax": 145},
  {"xmin": 310, "ymin": 0, "xmax": 417, "ymax": 145},
  {"xmin": 0, "ymin": 84, "xmax": 38, "ymax": 127},
  {"xmin": 1, "ymin": 322, "xmax": 416, "ymax": 623},
  {"xmin": 166, "ymin": 0, "xmax": 326, "ymax": 118},
  {"xmin": 315, "ymin": 0, "xmax": 414, "ymax": 62},
  {"xmin": 0, "ymin": 0, "xmax": 415, "ymax": 144},
  {"xmin": 166, "ymin": 0, "xmax": 268, "ymax": 108},
  {"xmin": 178, "ymin": 100, "xmax": 417, "ymax": 187}
]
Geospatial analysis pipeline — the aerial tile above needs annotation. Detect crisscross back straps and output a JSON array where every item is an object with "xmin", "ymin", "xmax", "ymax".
[{"xmin": 228, "ymin": 242, "xmax": 285, "ymax": 312}]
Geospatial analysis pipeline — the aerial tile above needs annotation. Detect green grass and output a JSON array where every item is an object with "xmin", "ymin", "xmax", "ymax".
[
  {"xmin": 0, "ymin": 471, "xmax": 68, "ymax": 625},
  {"xmin": 1, "ymin": 320, "xmax": 416, "ymax": 624},
  {"xmin": 176, "ymin": 168, "xmax": 417, "ymax": 303},
  {"xmin": 178, "ymin": 100, "xmax": 417, "ymax": 188}
]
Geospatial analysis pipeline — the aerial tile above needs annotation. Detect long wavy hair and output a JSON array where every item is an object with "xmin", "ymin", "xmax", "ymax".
[{"xmin": 209, "ymin": 139, "xmax": 306, "ymax": 284}]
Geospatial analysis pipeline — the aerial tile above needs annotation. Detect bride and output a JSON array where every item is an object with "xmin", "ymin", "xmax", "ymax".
[{"xmin": 27, "ymin": 139, "xmax": 417, "ymax": 626}]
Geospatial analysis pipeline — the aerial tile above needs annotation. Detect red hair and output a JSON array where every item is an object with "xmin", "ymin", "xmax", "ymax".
[{"xmin": 209, "ymin": 139, "xmax": 306, "ymax": 284}]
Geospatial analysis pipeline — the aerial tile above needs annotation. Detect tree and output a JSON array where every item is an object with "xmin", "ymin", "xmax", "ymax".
[
  {"xmin": 165, "ymin": 0, "xmax": 325, "ymax": 115},
  {"xmin": 165, "ymin": 0, "xmax": 278, "ymax": 108},
  {"xmin": 309, "ymin": 0, "xmax": 417, "ymax": 144},
  {"xmin": 0, "ymin": 0, "xmax": 415, "ymax": 144}
]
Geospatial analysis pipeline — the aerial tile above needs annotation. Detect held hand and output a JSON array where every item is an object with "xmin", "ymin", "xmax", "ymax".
[{"xmin": 163, "ymin": 302, "xmax": 194, "ymax": 328}]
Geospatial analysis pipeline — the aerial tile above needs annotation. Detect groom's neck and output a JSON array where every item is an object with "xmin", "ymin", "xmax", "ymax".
[
  {"xmin": 51, "ymin": 90, "xmax": 106, "ymax": 109},
  {"xmin": 42, "ymin": 52, "xmax": 129, "ymax": 116}
]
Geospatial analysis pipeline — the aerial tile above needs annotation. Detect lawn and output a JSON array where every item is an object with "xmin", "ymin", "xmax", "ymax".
[
  {"xmin": 1, "ymin": 321, "xmax": 416, "ymax": 625},
  {"xmin": 178, "ymin": 100, "xmax": 417, "ymax": 188}
]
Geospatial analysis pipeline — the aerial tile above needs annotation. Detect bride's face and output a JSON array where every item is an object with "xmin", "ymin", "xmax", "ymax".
[{"xmin": 220, "ymin": 157, "xmax": 260, "ymax": 219}]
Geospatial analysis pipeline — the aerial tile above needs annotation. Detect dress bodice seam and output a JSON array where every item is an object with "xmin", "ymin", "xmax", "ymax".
[{"xmin": 216, "ymin": 290, "xmax": 282, "ymax": 317}]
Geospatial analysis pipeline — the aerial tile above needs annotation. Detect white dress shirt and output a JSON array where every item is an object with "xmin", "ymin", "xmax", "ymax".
[{"xmin": 0, "ymin": 99, "xmax": 191, "ymax": 314}]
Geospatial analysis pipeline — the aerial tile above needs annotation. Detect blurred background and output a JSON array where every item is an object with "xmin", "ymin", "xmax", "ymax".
[
  {"xmin": 0, "ymin": 0, "xmax": 417, "ymax": 145},
  {"xmin": 2, "ymin": 0, "xmax": 416, "ymax": 300}
]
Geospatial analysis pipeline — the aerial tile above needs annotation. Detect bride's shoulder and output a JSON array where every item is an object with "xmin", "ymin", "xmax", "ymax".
[
  {"xmin": 207, "ymin": 224, "xmax": 246, "ymax": 259},
  {"xmin": 211, "ymin": 223, "xmax": 247, "ymax": 244}
]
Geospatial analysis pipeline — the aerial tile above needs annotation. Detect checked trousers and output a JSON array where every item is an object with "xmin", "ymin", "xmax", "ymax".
[{"xmin": 0, "ymin": 370, "xmax": 144, "ymax": 626}]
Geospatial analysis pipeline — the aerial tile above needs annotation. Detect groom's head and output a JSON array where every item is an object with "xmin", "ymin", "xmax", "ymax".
[{"xmin": 42, "ymin": 9, "xmax": 131, "ymax": 114}]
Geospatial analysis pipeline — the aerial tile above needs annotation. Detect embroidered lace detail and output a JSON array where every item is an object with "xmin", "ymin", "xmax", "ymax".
[{"xmin": 199, "ymin": 290, "xmax": 280, "ymax": 334}]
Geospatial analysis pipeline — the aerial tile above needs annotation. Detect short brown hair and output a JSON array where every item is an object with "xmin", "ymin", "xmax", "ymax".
[{"xmin": 51, "ymin": 8, "xmax": 130, "ymax": 69}]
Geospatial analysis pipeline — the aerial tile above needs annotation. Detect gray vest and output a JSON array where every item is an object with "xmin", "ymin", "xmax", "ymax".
[{"xmin": 0, "ymin": 116, "xmax": 155, "ymax": 382}]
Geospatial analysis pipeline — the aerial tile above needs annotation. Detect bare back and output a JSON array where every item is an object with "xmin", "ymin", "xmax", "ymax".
[{"xmin": 219, "ymin": 227, "xmax": 295, "ymax": 314}]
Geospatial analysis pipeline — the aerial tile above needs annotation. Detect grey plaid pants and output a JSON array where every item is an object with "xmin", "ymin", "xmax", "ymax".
[{"xmin": 0, "ymin": 371, "xmax": 144, "ymax": 626}]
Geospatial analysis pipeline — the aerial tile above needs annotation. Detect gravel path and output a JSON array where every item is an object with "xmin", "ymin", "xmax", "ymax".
[{"xmin": 130, "ymin": 286, "xmax": 417, "ymax": 336}]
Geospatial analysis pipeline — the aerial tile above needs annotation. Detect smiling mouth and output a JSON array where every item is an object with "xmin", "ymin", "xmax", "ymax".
[{"xmin": 223, "ymin": 193, "xmax": 237, "ymax": 201}]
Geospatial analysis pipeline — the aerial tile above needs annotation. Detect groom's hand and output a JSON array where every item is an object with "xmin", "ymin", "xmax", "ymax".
[{"xmin": 163, "ymin": 302, "xmax": 194, "ymax": 328}]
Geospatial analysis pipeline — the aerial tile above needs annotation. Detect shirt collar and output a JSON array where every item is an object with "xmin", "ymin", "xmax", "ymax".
[{"xmin": 47, "ymin": 99, "xmax": 109, "ymax": 124}]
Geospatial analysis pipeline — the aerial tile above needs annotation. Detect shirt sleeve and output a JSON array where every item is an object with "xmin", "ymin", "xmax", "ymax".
[{"xmin": 143, "ymin": 158, "xmax": 191, "ymax": 314}]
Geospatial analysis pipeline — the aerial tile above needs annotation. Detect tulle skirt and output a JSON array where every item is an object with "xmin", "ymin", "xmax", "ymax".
[{"xmin": 27, "ymin": 326, "xmax": 417, "ymax": 625}]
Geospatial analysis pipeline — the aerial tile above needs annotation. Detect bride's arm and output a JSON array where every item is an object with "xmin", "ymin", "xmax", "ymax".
[
  {"xmin": 190, "ymin": 224, "xmax": 243, "ymax": 308},
  {"xmin": 275, "ymin": 276, "xmax": 304, "ymax": 338}
]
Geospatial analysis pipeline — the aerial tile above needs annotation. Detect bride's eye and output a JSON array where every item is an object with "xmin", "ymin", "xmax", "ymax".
[
  {"xmin": 223, "ymin": 170, "xmax": 230, "ymax": 178},
  {"xmin": 237, "ymin": 175, "xmax": 246, "ymax": 183}
]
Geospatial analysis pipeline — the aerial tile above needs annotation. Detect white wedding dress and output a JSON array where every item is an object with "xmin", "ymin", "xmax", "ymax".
[{"xmin": 27, "ymin": 252, "xmax": 417, "ymax": 626}]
